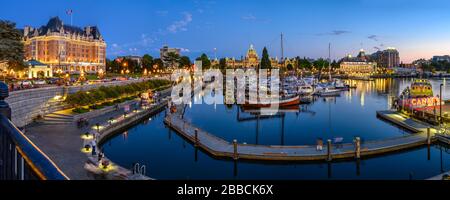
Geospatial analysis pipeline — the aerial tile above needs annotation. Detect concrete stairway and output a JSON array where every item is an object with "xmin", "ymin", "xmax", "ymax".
[{"xmin": 37, "ymin": 112, "xmax": 75, "ymax": 125}]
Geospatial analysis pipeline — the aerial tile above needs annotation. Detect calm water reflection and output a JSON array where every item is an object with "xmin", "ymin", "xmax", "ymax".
[{"xmin": 102, "ymin": 78, "xmax": 450, "ymax": 180}]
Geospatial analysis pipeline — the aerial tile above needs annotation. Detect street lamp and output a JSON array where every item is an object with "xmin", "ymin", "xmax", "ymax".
[{"xmin": 440, "ymin": 83, "xmax": 443, "ymax": 126}]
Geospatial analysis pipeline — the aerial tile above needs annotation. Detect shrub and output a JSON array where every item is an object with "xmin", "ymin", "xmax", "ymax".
[
  {"xmin": 72, "ymin": 107, "xmax": 90, "ymax": 114},
  {"xmin": 65, "ymin": 79, "xmax": 171, "ymax": 107}
]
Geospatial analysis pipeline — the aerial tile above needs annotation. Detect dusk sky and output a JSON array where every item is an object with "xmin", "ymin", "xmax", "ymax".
[{"xmin": 2, "ymin": 0, "xmax": 450, "ymax": 62}]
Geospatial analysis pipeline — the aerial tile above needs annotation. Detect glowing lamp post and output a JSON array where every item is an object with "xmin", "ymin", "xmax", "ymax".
[{"xmin": 440, "ymin": 83, "xmax": 443, "ymax": 126}]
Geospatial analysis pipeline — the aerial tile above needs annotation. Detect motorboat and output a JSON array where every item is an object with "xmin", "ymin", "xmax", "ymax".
[
  {"xmin": 316, "ymin": 88, "xmax": 341, "ymax": 97},
  {"xmin": 298, "ymin": 85, "xmax": 314, "ymax": 95}
]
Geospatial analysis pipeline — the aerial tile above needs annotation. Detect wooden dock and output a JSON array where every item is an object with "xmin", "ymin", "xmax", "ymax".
[{"xmin": 164, "ymin": 112, "xmax": 434, "ymax": 161}]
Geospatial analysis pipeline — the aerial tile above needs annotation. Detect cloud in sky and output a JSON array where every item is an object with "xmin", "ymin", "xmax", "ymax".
[
  {"xmin": 368, "ymin": 35, "xmax": 379, "ymax": 41},
  {"xmin": 167, "ymin": 12, "xmax": 193, "ymax": 33},
  {"xmin": 180, "ymin": 48, "xmax": 190, "ymax": 53},
  {"xmin": 108, "ymin": 33, "xmax": 158, "ymax": 56},
  {"xmin": 316, "ymin": 30, "xmax": 351, "ymax": 36},
  {"xmin": 241, "ymin": 14, "xmax": 271, "ymax": 23}
]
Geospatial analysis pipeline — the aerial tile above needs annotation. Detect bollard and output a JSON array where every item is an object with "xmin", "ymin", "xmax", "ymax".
[
  {"xmin": 233, "ymin": 139, "xmax": 238, "ymax": 160},
  {"xmin": 327, "ymin": 139, "xmax": 332, "ymax": 161},
  {"xmin": 194, "ymin": 129, "xmax": 199, "ymax": 147},
  {"xmin": 427, "ymin": 128, "xmax": 431, "ymax": 145},
  {"xmin": 0, "ymin": 82, "xmax": 11, "ymax": 120},
  {"xmin": 355, "ymin": 137, "xmax": 361, "ymax": 159}
]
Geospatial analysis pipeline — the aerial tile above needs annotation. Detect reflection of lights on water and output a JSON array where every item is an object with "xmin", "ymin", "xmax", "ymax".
[
  {"xmin": 360, "ymin": 91, "xmax": 365, "ymax": 107},
  {"xmin": 189, "ymin": 101, "xmax": 192, "ymax": 108}
]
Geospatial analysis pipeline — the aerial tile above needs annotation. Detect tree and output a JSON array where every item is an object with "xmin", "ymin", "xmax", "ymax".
[
  {"xmin": 0, "ymin": 20, "xmax": 25, "ymax": 71},
  {"xmin": 142, "ymin": 54, "xmax": 153, "ymax": 71},
  {"xmin": 106, "ymin": 59, "xmax": 121, "ymax": 73},
  {"xmin": 298, "ymin": 57, "xmax": 312, "ymax": 70},
  {"xmin": 153, "ymin": 58, "xmax": 164, "ymax": 72},
  {"xmin": 219, "ymin": 58, "xmax": 227, "ymax": 70},
  {"xmin": 196, "ymin": 53, "xmax": 211, "ymax": 69},
  {"xmin": 331, "ymin": 60, "xmax": 340, "ymax": 69},
  {"xmin": 313, "ymin": 58, "xmax": 330, "ymax": 71},
  {"xmin": 260, "ymin": 47, "xmax": 271, "ymax": 69},
  {"xmin": 178, "ymin": 56, "xmax": 191, "ymax": 68}
]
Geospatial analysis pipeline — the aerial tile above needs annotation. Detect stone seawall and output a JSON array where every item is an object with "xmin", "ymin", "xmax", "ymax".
[{"xmin": 5, "ymin": 80, "xmax": 145, "ymax": 127}]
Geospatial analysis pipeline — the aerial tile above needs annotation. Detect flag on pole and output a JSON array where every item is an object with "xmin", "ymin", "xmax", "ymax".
[{"xmin": 66, "ymin": 9, "xmax": 73, "ymax": 26}]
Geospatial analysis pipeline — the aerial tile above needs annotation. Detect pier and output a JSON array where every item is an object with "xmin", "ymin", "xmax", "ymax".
[{"xmin": 164, "ymin": 112, "xmax": 435, "ymax": 161}]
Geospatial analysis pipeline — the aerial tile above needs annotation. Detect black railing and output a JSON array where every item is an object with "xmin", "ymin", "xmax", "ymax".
[{"xmin": 0, "ymin": 81, "xmax": 68, "ymax": 180}]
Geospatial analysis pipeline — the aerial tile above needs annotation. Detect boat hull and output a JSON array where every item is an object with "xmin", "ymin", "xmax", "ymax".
[{"xmin": 243, "ymin": 96, "xmax": 301, "ymax": 108}]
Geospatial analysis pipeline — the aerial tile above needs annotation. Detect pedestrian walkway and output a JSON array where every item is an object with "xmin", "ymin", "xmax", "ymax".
[{"xmin": 24, "ymin": 100, "xmax": 145, "ymax": 179}]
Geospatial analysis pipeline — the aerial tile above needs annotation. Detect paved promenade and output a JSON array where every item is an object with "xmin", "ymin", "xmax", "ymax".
[{"xmin": 24, "ymin": 100, "xmax": 144, "ymax": 179}]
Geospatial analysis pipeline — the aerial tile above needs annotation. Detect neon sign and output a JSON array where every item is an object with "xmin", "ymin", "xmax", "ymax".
[{"xmin": 402, "ymin": 97, "xmax": 443, "ymax": 108}]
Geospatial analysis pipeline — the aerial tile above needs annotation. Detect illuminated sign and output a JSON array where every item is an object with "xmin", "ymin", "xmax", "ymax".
[{"xmin": 402, "ymin": 97, "xmax": 444, "ymax": 108}]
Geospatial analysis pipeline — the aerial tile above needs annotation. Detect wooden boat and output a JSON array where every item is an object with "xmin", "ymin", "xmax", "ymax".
[{"xmin": 243, "ymin": 95, "xmax": 300, "ymax": 108}]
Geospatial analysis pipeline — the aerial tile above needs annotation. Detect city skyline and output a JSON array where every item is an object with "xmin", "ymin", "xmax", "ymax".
[{"xmin": 2, "ymin": 0, "xmax": 450, "ymax": 62}]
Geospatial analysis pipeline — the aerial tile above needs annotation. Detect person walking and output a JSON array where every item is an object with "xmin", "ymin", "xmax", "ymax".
[
  {"xmin": 91, "ymin": 140, "xmax": 97, "ymax": 156},
  {"xmin": 316, "ymin": 138, "xmax": 323, "ymax": 151}
]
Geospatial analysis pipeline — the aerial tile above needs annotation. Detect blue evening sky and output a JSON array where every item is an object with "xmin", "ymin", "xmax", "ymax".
[{"xmin": 2, "ymin": 0, "xmax": 450, "ymax": 62}]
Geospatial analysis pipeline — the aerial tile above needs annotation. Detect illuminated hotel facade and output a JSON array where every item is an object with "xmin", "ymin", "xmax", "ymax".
[
  {"xmin": 22, "ymin": 17, "xmax": 106, "ymax": 74},
  {"xmin": 339, "ymin": 49, "xmax": 377, "ymax": 76}
]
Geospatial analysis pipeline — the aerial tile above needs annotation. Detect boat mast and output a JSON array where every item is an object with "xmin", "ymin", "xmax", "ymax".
[
  {"xmin": 328, "ymin": 43, "xmax": 332, "ymax": 81},
  {"xmin": 281, "ymin": 33, "xmax": 284, "ymax": 64}
]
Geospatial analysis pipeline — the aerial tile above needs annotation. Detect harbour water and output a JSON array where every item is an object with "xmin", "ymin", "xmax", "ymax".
[{"xmin": 101, "ymin": 78, "xmax": 450, "ymax": 180}]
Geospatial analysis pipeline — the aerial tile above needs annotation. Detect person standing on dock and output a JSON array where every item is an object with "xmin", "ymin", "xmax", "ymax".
[{"xmin": 316, "ymin": 138, "xmax": 323, "ymax": 151}]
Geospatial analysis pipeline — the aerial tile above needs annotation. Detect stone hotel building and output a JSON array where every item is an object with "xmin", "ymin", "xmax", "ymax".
[{"xmin": 22, "ymin": 17, "xmax": 106, "ymax": 74}]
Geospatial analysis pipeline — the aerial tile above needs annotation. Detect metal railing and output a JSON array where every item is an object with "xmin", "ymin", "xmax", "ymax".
[{"xmin": 0, "ymin": 81, "xmax": 68, "ymax": 180}]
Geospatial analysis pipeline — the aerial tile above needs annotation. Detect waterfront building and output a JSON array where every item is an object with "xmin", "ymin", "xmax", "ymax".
[
  {"xmin": 22, "ymin": 17, "xmax": 106, "ymax": 74},
  {"xmin": 160, "ymin": 45, "xmax": 181, "ymax": 68},
  {"xmin": 370, "ymin": 47, "xmax": 400, "ymax": 68},
  {"xmin": 0, "ymin": 62, "xmax": 7, "ymax": 72},
  {"xmin": 432, "ymin": 55, "xmax": 450, "ymax": 62},
  {"xmin": 243, "ymin": 44, "xmax": 259, "ymax": 67},
  {"xmin": 340, "ymin": 61, "xmax": 377, "ymax": 75},
  {"xmin": 340, "ymin": 50, "xmax": 377, "ymax": 76},
  {"xmin": 26, "ymin": 59, "xmax": 53, "ymax": 78},
  {"xmin": 223, "ymin": 44, "xmax": 284, "ymax": 68}
]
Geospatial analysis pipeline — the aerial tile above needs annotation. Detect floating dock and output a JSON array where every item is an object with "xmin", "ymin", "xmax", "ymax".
[{"xmin": 164, "ymin": 111, "xmax": 435, "ymax": 161}]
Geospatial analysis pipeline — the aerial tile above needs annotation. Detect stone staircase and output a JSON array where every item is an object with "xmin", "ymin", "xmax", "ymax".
[{"xmin": 37, "ymin": 112, "xmax": 75, "ymax": 125}]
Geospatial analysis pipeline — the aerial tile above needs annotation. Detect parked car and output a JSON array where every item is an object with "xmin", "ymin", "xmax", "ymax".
[
  {"xmin": 20, "ymin": 81, "xmax": 33, "ymax": 86},
  {"xmin": 33, "ymin": 80, "xmax": 47, "ymax": 85},
  {"xmin": 47, "ymin": 78, "xmax": 60, "ymax": 84}
]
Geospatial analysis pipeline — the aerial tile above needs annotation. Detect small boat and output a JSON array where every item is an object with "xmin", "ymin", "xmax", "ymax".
[
  {"xmin": 298, "ymin": 85, "xmax": 314, "ymax": 95},
  {"xmin": 317, "ymin": 88, "xmax": 341, "ymax": 97},
  {"xmin": 333, "ymin": 79, "xmax": 350, "ymax": 90}
]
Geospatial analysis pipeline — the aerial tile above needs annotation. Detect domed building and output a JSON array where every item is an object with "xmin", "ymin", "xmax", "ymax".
[
  {"xmin": 243, "ymin": 44, "xmax": 259, "ymax": 67},
  {"xmin": 224, "ymin": 44, "xmax": 285, "ymax": 68}
]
